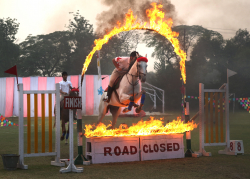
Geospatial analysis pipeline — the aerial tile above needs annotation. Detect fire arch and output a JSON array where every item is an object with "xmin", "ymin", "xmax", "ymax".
[{"xmin": 81, "ymin": 3, "xmax": 186, "ymax": 84}]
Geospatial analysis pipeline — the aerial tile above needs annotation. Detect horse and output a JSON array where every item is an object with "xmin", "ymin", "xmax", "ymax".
[
  {"xmin": 54, "ymin": 88, "xmax": 79, "ymax": 143},
  {"xmin": 98, "ymin": 57, "xmax": 148, "ymax": 129}
]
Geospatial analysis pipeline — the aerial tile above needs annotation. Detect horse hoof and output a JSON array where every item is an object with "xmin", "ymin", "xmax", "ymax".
[
  {"xmin": 136, "ymin": 108, "xmax": 141, "ymax": 114},
  {"xmin": 60, "ymin": 136, "xmax": 64, "ymax": 141}
]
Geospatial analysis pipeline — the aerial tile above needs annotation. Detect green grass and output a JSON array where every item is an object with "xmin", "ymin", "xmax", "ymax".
[{"xmin": 0, "ymin": 111, "xmax": 250, "ymax": 179}]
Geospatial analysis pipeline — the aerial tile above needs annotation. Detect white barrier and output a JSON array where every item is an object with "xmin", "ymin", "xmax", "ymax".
[
  {"xmin": 17, "ymin": 83, "xmax": 64, "ymax": 169},
  {"xmin": 195, "ymin": 83, "xmax": 236, "ymax": 156}
]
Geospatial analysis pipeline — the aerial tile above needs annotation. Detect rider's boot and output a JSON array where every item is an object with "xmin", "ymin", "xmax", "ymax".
[{"xmin": 103, "ymin": 86, "xmax": 112, "ymax": 103}]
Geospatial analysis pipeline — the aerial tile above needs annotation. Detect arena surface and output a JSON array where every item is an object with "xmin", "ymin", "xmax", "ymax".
[{"xmin": 0, "ymin": 112, "xmax": 249, "ymax": 179}]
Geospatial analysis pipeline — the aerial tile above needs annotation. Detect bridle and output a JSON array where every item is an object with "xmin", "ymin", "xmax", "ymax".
[{"xmin": 125, "ymin": 59, "xmax": 147, "ymax": 102}]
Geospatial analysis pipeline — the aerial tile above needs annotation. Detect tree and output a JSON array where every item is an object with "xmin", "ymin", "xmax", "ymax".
[
  {"xmin": 0, "ymin": 18, "xmax": 20, "ymax": 77},
  {"xmin": 143, "ymin": 26, "xmax": 224, "ymax": 110},
  {"xmin": 224, "ymin": 29, "xmax": 250, "ymax": 96},
  {"xmin": 67, "ymin": 11, "xmax": 96, "ymax": 75},
  {"xmin": 19, "ymin": 31, "xmax": 73, "ymax": 77},
  {"xmin": 18, "ymin": 11, "xmax": 96, "ymax": 77}
]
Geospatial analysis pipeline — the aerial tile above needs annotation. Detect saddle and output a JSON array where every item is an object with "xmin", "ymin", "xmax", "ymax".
[
  {"xmin": 104, "ymin": 74, "xmax": 124, "ymax": 92},
  {"xmin": 104, "ymin": 74, "xmax": 129, "ymax": 107}
]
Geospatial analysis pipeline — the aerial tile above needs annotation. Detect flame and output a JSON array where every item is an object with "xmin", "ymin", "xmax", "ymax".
[
  {"xmin": 81, "ymin": 3, "xmax": 186, "ymax": 83},
  {"xmin": 84, "ymin": 116, "xmax": 197, "ymax": 138}
]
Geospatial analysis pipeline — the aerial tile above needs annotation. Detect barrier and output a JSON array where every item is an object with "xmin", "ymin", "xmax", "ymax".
[
  {"xmin": 195, "ymin": 83, "xmax": 236, "ymax": 156},
  {"xmin": 85, "ymin": 134, "xmax": 185, "ymax": 164},
  {"xmin": 60, "ymin": 100, "xmax": 83, "ymax": 173},
  {"xmin": 17, "ymin": 83, "xmax": 64, "ymax": 169}
]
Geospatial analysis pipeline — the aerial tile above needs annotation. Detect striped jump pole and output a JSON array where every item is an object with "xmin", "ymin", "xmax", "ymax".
[
  {"xmin": 184, "ymin": 102, "xmax": 199, "ymax": 157},
  {"xmin": 74, "ymin": 109, "xmax": 88, "ymax": 165},
  {"xmin": 18, "ymin": 83, "xmax": 64, "ymax": 169}
]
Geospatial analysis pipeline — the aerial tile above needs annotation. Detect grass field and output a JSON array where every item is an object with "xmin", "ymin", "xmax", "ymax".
[{"xmin": 0, "ymin": 111, "xmax": 249, "ymax": 179}]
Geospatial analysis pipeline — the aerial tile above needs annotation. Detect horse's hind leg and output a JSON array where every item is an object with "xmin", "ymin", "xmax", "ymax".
[{"xmin": 97, "ymin": 95, "xmax": 108, "ymax": 125}]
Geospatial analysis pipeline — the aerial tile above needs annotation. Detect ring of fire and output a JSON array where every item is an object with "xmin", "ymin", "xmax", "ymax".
[
  {"xmin": 82, "ymin": 3, "xmax": 193, "ymax": 138},
  {"xmin": 81, "ymin": 2, "xmax": 187, "ymax": 84}
]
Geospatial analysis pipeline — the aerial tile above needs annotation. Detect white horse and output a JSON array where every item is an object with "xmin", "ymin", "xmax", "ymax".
[{"xmin": 98, "ymin": 57, "xmax": 148, "ymax": 128}]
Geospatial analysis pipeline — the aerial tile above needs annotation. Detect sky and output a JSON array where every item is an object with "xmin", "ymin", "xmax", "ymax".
[{"xmin": 1, "ymin": 0, "xmax": 249, "ymax": 72}]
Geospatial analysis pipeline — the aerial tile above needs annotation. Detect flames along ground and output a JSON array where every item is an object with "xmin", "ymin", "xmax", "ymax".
[
  {"xmin": 81, "ymin": 2, "xmax": 187, "ymax": 84},
  {"xmin": 84, "ymin": 117, "xmax": 198, "ymax": 138}
]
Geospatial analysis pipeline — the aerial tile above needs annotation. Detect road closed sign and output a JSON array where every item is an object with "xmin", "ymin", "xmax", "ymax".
[
  {"xmin": 86, "ymin": 136, "xmax": 140, "ymax": 164},
  {"xmin": 64, "ymin": 96, "xmax": 82, "ymax": 109},
  {"xmin": 140, "ymin": 134, "xmax": 184, "ymax": 161}
]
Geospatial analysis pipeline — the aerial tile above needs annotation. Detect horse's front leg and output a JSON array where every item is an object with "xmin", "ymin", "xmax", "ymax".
[
  {"xmin": 135, "ymin": 90, "xmax": 146, "ymax": 113},
  {"xmin": 122, "ymin": 91, "xmax": 145, "ymax": 113},
  {"xmin": 65, "ymin": 123, "xmax": 69, "ymax": 144}
]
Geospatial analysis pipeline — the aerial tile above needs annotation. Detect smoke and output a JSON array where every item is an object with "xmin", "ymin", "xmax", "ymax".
[{"xmin": 96, "ymin": 0, "xmax": 180, "ymax": 34}]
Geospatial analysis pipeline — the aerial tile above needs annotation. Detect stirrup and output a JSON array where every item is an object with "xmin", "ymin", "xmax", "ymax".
[{"xmin": 103, "ymin": 97, "xmax": 110, "ymax": 103}]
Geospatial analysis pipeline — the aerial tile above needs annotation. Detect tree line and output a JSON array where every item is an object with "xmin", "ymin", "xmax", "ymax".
[{"xmin": 1, "ymin": 12, "xmax": 250, "ymax": 111}]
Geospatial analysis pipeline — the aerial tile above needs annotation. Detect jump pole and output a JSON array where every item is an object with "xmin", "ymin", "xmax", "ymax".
[
  {"xmin": 60, "ymin": 97, "xmax": 83, "ymax": 173},
  {"xmin": 74, "ymin": 109, "xmax": 89, "ymax": 165},
  {"xmin": 184, "ymin": 102, "xmax": 199, "ymax": 157}
]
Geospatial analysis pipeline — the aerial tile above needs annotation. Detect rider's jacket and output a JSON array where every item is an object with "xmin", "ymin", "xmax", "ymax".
[{"xmin": 115, "ymin": 57, "xmax": 130, "ymax": 71}]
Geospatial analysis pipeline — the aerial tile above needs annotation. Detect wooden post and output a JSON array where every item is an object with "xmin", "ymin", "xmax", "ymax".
[
  {"xmin": 27, "ymin": 94, "xmax": 31, "ymax": 154},
  {"xmin": 34, "ymin": 94, "xmax": 38, "ymax": 153}
]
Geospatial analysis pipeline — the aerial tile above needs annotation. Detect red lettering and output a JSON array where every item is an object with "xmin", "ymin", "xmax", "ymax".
[
  {"xmin": 143, "ymin": 145, "xmax": 148, "ymax": 153},
  {"xmin": 114, "ymin": 146, "xmax": 121, "ymax": 156},
  {"xmin": 154, "ymin": 144, "xmax": 159, "ymax": 152},
  {"xmin": 122, "ymin": 146, "xmax": 129, "ymax": 155},
  {"xmin": 160, "ymin": 143, "xmax": 166, "ymax": 152},
  {"xmin": 130, "ymin": 146, "xmax": 137, "ymax": 155},
  {"xmin": 173, "ymin": 143, "xmax": 180, "ymax": 151},
  {"xmin": 167, "ymin": 143, "xmax": 172, "ymax": 151},
  {"xmin": 104, "ymin": 147, "xmax": 112, "ymax": 156},
  {"xmin": 149, "ymin": 145, "xmax": 154, "ymax": 153}
]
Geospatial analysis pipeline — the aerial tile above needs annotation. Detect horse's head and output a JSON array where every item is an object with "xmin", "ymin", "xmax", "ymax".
[
  {"xmin": 137, "ymin": 57, "xmax": 148, "ymax": 83},
  {"xmin": 69, "ymin": 88, "xmax": 79, "ymax": 97}
]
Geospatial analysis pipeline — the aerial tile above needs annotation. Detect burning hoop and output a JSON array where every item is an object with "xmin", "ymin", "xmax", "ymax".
[{"xmin": 81, "ymin": 2, "xmax": 186, "ymax": 85}]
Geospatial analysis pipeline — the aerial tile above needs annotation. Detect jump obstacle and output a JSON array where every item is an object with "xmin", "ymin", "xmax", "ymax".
[
  {"xmin": 17, "ymin": 83, "xmax": 87, "ymax": 172},
  {"xmin": 17, "ymin": 83, "xmax": 64, "ymax": 169},
  {"xmin": 194, "ymin": 83, "xmax": 238, "ymax": 156}
]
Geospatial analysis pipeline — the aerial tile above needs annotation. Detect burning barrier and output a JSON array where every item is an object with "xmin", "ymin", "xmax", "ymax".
[
  {"xmin": 86, "ymin": 134, "xmax": 185, "ymax": 164},
  {"xmin": 84, "ymin": 117, "xmax": 198, "ymax": 138},
  {"xmin": 81, "ymin": 2, "xmax": 187, "ymax": 84}
]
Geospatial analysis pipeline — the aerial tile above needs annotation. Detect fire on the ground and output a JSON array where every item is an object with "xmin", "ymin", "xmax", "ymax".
[{"xmin": 84, "ymin": 116, "xmax": 197, "ymax": 138}]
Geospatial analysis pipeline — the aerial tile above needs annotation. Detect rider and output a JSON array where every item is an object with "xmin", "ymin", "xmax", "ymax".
[{"xmin": 103, "ymin": 51, "xmax": 139, "ymax": 103}]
